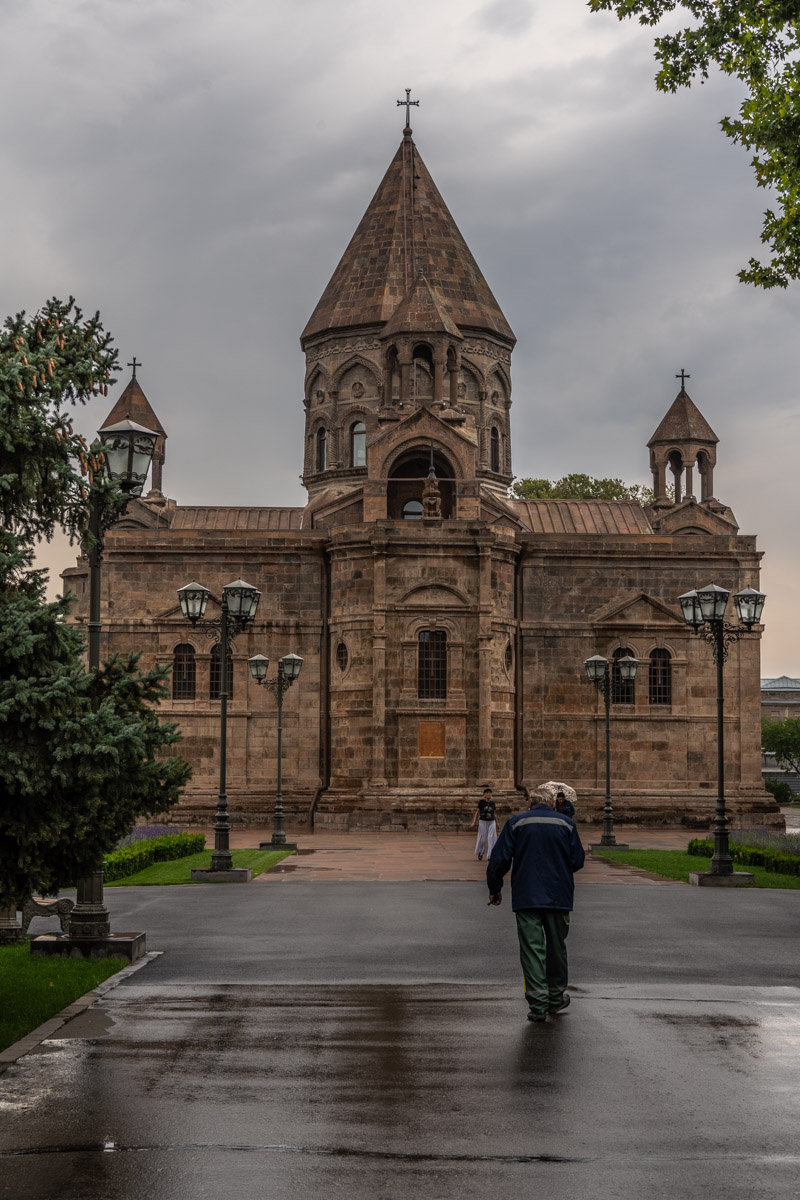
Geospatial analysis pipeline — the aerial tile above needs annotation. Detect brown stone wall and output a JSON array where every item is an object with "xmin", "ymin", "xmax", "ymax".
[{"xmin": 517, "ymin": 532, "xmax": 778, "ymax": 828}]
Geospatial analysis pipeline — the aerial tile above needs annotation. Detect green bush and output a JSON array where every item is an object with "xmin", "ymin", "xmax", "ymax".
[
  {"xmin": 687, "ymin": 838, "xmax": 800, "ymax": 877},
  {"xmin": 764, "ymin": 777, "xmax": 796, "ymax": 805},
  {"xmin": 103, "ymin": 832, "xmax": 205, "ymax": 882}
]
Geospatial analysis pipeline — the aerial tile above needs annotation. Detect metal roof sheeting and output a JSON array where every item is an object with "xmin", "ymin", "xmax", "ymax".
[
  {"xmin": 170, "ymin": 507, "xmax": 304, "ymax": 532},
  {"xmin": 507, "ymin": 499, "xmax": 653, "ymax": 536}
]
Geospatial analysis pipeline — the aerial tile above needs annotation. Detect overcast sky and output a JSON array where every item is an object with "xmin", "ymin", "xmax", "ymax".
[{"xmin": 2, "ymin": 0, "xmax": 798, "ymax": 675}]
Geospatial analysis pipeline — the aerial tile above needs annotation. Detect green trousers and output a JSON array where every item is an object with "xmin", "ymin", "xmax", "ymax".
[{"xmin": 515, "ymin": 908, "xmax": 571, "ymax": 1015}]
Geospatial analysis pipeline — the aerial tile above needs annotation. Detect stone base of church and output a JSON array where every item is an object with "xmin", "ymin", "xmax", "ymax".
[{"xmin": 150, "ymin": 785, "xmax": 784, "ymax": 834}]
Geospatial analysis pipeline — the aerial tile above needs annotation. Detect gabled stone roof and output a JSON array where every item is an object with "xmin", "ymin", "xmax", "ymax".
[
  {"xmin": 648, "ymin": 388, "xmax": 717, "ymax": 447},
  {"xmin": 380, "ymin": 270, "xmax": 463, "ymax": 340},
  {"xmin": 101, "ymin": 374, "xmax": 166, "ymax": 439},
  {"xmin": 301, "ymin": 134, "xmax": 515, "ymax": 345}
]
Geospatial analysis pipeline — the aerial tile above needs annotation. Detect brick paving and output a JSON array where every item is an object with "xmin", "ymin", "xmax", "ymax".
[{"xmin": 205, "ymin": 824, "xmax": 699, "ymax": 885}]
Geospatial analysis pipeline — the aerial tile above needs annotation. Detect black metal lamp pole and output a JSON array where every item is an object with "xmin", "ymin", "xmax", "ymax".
[
  {"xmin": 70, "ymin": 416, "xmax": 159, "ymax": 940},
  {"xmin": 584, "ymin": 654, "xmax": 638, "ymax": 848},
  {"xmin": 248, "ymin": 653, "xmax": 303, "ymax": 848},
  {"xmin": 178, "ymin": 579, "xmax": 261, "ymax": 872},
  {"xmin": 679, "ymin": 584, "xmax": 766, "ymax": 876}
]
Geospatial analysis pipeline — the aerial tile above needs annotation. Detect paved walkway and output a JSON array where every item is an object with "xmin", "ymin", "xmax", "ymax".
[{"xmin": 219, "ymin": 825, "xmax": 692, "ymax": 884}]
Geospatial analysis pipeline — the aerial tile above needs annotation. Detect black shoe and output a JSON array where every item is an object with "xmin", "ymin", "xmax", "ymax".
[
  {"xmin": 527, "ymin": 1011, "xmax": 547, "ymax": 1023},
  {"xmin": 548, "ymin": 995, "xmax": 571, "ymax": 1014}
]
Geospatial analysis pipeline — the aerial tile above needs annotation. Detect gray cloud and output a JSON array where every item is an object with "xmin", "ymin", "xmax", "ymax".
[{"xmin": 2, "ymin": 0, "xmax": 797, "ymax": 672}]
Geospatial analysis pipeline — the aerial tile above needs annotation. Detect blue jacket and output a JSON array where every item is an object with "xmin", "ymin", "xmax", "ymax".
[{"xmin": 486, "ymin": 804, "xmax": 585, "ymax": 911}]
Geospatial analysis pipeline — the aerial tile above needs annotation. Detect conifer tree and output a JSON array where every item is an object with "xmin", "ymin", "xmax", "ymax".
[{"xmin": 0, "ymin": 298, "xmax": 190, "ymax": 907}]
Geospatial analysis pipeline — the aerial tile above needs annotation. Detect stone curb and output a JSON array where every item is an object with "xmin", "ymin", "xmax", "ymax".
[{"xmin": 0, "ymin": 950, "xmax": 162, "ymax": 1070}]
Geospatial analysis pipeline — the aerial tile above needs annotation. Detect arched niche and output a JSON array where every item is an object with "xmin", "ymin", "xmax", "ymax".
[{"xmin": 387, "ymin": 447, "xmax": 455, "ymax": 519}]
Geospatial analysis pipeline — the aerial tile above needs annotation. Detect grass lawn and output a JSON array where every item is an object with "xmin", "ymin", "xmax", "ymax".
[
  {"xmin": 592, "ymin": 847, "xmax": 800, "ymax": 889},
  {"xmin": 0, "ymin": 944, "xmax": 126, "ymax": 1053},
  {"xmin": 106, "ymin": 847, "xmax": 292, "ymax": 885}
]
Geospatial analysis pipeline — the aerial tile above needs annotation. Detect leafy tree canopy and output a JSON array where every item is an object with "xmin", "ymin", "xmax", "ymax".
[
  {"xmin": 510, "ymin": 473, "xmax": 654, "ymax": 501},
  {"xmin": 589, "ymin": 1, "xmax": 800, "ymax": 288},
  {"xmin": 0, "ymin": 298, "xmax": 191, "ymax": 907},
  {"xmin": 762, "ymin": 716, "xmax": 800, "ymax": 777}
]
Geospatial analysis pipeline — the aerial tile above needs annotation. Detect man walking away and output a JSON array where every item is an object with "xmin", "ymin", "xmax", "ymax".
[
  {"xmin": 487, "ymin": 792, "xmax": 585, "ymax": 1022},
  {"xmin": 470, "ymin": 786, "xmax": 498, "ymax": 861}
]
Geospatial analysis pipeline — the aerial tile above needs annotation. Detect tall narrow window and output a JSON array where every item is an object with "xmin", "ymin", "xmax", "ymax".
[
  {"xmin": 490, "ymin": 426, "xmax": 500, "ymax": 472},
  {"xmin": 418, "ymin": 630, "xmax": 447, "ymax": 700},
  {"xmin": 649, "ymin": 648, "xmax": 672, "ymax": 705},
  {"xmin": 210, "ymin": 644, "xmax": 234, "ymax": 701},
  {"xmin": 611, "ymin": 647, "xmax": 635, "ymax": 705},
  {"xmin": 172, "ymin": 644, "xmax": 196, "ymax": 700},
  {"xmin": 351, "ymin": 421, "xmax": 366, "ymax": 467},
  {"xmin": 316, "ymin": 426, "xmax": 327, "ymax": 472}
]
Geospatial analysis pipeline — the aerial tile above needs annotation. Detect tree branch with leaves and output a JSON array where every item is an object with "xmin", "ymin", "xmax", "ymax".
[{"xmin": 589, "ymin": 1, "xmax": 800, "ymax": 287}]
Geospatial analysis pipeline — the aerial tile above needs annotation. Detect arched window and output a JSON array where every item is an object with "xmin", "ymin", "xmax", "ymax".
[
  {"xmin": 505, "ymin": 641, "xmax": 513, "ymax": 673},
  {"xmin": 649, "ymin": 648, "xmax": 672, "ymax": 705},
  {"xmin": 210, "ymin": 644, "xmax": 234, "ymax": 701},
  {"xmin": 351, "ymin": 421, "xmax": 366, "ymax": 468},
  {"xmin": 490, "ymin": 426, "xmax": 501, "ymax": 472},
  {"xmin": 611, "ymin": 647, "xmax": 635, "ymax": 705},
  {"xmin": 172, "ymin": 644, "xmax": 196, "ymax": 700},
  {"xmin": 403, "ymin": 499, "xmax": 424, "ymax": 520},
  {"xmin": 418, "ymin": 630, "xmax": 447, "ymax": 700},
  {"xmin": 336, "ymin": 642, "xmax": 348, "ymax": 672},
  {"xmin": 316, "ymin": 426, "xmax": 327, "ymax": 472}
]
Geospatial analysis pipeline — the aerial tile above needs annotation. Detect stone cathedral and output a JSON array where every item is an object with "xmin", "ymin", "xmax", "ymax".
[{"xmin": 64, "ymin": 117, "xmax": 778, "ymax": 831}]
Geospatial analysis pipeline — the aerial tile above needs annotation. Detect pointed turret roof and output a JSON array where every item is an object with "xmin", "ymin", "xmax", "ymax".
[
  {"xmin": 101, "ymin": 372, "xmax": 166, "ymax": 439},
  {"xmin": 648, "ymin": 388, "xmax": 717, "ymax": 447},
  {"xmin": 380, "ymin": 270, "xmax": 463, "ymax": 340},
  {"xmin": 301, "ymin": 133, "xmax": 515, "ymax": 345}
]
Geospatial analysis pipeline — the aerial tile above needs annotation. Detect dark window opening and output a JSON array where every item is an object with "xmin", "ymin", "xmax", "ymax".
[
  {"xmin": 210, "ymin": 644, "xmax": 234, "ymax": 701},
  {"xmin": 351, "ymin": 422, "xmax": 366, "ymax": 468},
  {"xmin": 490, "ymin": 426, "xmax": 501, "ymax": 472},
  {"xmin": 336, "ymin": 642, "xmax": 348, "ymax": 671},
  {"xmin": 611, "ymin": 646, "xmax": 635, "ymax": 705},
  {"xmin": 649, "ymin": 648, "xmax": 672, "ymax": 705},
  {"xmin": 172, "ymin": 644, "xmax": 196, "ymax": 700},
  {"xmin": 418, "ymin": 630, "xmax": 447, "ymax": 700},
  {"xmin": 316, "ymin": 426, "xmax": 327, "ymax": 472},
  {"xmin": 505, "ymin": 641, "xmax": 513, "ymax": 672}
]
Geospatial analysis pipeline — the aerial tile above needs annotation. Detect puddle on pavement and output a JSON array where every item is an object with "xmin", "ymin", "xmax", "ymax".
[{"xmin": 47, "ymin": 1008, "xmax": 116, "ymax": 1041}]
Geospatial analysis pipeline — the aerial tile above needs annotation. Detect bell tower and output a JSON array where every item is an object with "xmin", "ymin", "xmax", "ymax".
[{"xmin": 299, "ymin": 108, "xmax": 516, "ymax": 510}]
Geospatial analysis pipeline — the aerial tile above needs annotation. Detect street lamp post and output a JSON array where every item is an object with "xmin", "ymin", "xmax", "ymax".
[
  {"xmin": 248, "ymin": 653, "xmax": 303, "ymax": 850},
  {"xmin": 679, "ymin": 583, "xmax": 765, "ymax": 886},
  {"xmin": 584, "ymin": 654, "xmax": 638, "ymax": 850},
  {"xmin": 178, "ymin": 578, "xmax": 261, "ymax": 881},
  {"xmin": 66, "ymin": 416, "xmax": 159, "ymax": 951}
]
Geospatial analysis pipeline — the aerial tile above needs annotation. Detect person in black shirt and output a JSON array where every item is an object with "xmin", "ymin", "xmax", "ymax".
[{"xmin": 470, "ymin": 786, "xmax": 498, "ymax": 861}]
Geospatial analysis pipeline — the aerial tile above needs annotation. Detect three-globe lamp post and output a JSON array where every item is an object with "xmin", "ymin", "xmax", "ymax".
[
  {"xmin": 177, "ymin": 578, "xmax": 261, "ymax": 877},
  {"xmin": 248, "ymin": 652, "xmax": 304, "ymax": 850},
  {"xmin": 584, "ymin": 653, "xmax": 639, "ymax": 849},
  {"xmin": 678, "ymin": 582, "xmax": 766, "ymax": 883}
]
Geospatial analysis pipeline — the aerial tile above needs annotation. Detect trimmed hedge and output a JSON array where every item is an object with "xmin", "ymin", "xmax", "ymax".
[
  {"xmin": 104, "ymin": 832, "xmax": 206, "ymax": 882},
  {"xmin": 688, "ymin": 838, "xmax": 800, "ymax": 877}
]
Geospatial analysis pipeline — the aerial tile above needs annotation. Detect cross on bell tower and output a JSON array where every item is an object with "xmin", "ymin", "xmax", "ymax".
[{"xmin": 396, "ymin": 88, "xmax": 419, "ymax": 133}]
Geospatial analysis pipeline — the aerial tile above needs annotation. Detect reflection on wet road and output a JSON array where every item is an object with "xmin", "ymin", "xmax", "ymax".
[{"xmin": 2, "ymin": 981, "xmax": 800, "ymax": 1199}]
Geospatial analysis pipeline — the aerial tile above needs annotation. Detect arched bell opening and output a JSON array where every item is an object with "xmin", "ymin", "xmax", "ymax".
[{"xmin": 387, "ymin": 448, "xmax": 455, "ymax": 519}]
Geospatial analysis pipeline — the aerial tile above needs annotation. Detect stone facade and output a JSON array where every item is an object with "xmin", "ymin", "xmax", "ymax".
[{"xmin": 63, "ymin": 124, "xmax": 780, "ymax": 831}]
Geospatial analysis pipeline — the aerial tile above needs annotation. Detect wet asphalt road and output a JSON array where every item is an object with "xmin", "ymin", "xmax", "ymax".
[{"xmin": 2, "ymin": 881, "xmax": 800, "ymax": 1199}]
